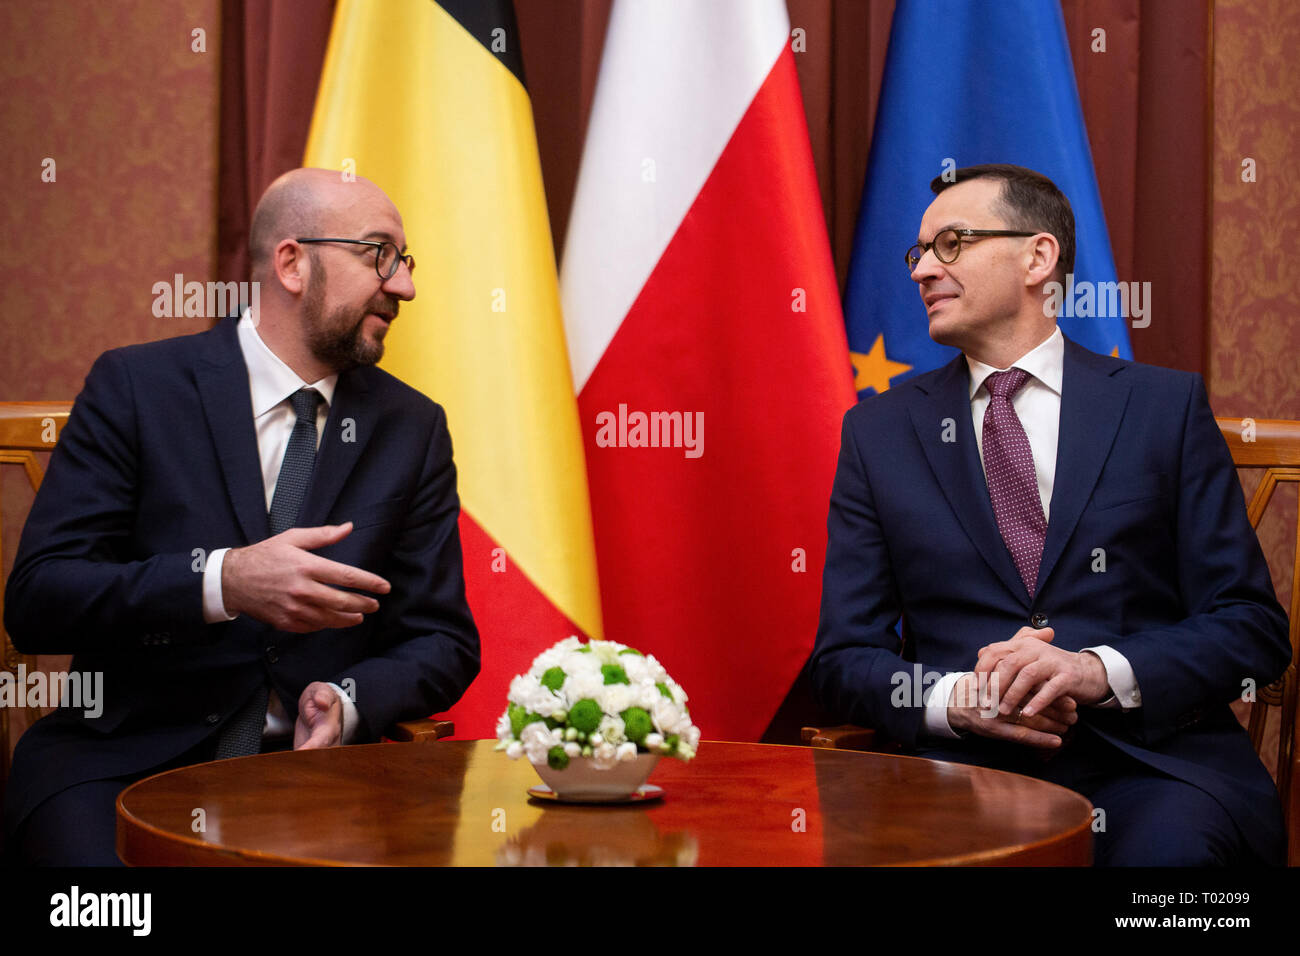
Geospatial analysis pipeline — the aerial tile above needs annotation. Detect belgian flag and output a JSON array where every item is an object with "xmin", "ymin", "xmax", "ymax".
[{"xmin": 305, "ymin": 0, "xmax": 602, "ymax": 738}]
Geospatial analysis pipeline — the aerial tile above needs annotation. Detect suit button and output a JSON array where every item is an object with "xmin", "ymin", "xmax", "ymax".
[
  {"xmin": 1030, "ymin": 612, "xmax": 1049, "ymax": 628},
  {"xmin": 206, "ymin": 713, "xmax": 220, "ymax": 724},
  {"xmin": 265, "ymin": 645, "xmax": 279, "ymax": 663}
]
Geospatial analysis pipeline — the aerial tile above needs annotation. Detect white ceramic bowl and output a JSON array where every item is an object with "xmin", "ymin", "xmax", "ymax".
[{"xmin": 530, "ymin": 753, "xmax": 660, "ymax": 801}]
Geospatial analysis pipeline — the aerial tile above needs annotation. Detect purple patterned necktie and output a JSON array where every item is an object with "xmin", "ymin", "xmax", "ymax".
[{"xmin": 982, "ymin": 368, "xmax": 1046, "ymax": 597}]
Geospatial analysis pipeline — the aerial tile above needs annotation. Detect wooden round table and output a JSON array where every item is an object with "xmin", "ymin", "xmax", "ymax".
[{"xmin": 117, "ymin": 740, "xmax": 1094, "ymax": 865}]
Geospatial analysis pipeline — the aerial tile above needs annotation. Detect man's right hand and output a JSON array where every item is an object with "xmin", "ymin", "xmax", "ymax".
[
  {"xmin": 946, "ymin": 671, "xmax": 1078, "ymax": 748},
  {"xmin": 221, "ymin": 523, "xmax": 391, "ymax": 633}
]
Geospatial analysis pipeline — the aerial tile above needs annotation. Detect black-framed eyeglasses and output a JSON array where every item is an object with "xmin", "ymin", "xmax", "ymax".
[
  {"xmin": 296, "ymin": 237, "xmax": 415, "ymax": 279},
  {"xmin": 904, "ymin": 228, "xmax": 1037, "ymax": 272}
]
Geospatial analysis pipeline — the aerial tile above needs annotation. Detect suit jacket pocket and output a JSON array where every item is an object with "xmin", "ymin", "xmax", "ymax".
[
  {"xmin": 1090, "ymin": 472, "xmax": 1169, "ymax": 511},
  {"xmin": 344, "ymin": 495, "xmax": 406, "ymax": 530}
]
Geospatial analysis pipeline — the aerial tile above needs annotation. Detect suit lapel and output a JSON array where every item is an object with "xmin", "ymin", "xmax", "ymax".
[
  {"xmin": 197, "ymin": 316, "xmax": 269, "ymax": 544},
  {"xmin": 1034, "ymin": 338, "xmax": 1131, "ymax": 596},
  {"xmin": 299, "ymin": 367, "xmax": 376, "ymax": 528},
  {"xmin": 907, "ymin": 355, "xmax": 1029, "ymax": 605}
]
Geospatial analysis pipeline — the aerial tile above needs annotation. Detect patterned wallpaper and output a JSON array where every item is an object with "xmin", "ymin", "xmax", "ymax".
[
  {"xmin": 1211, "ymin": 0, "xmax": 1300, "ymax": 419},
  {"xmin": 0, "ymin": 0, "xmax": 220, "ymax": 402},
  {"xmin": 1211, "ymin": 0, "xmax": 1300, "ymax": 620}
]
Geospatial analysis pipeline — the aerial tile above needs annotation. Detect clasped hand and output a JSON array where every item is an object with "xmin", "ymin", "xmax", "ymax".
[{"xmin": 947, "ymin": 626, "xmax": 1110, "ymax": 748}]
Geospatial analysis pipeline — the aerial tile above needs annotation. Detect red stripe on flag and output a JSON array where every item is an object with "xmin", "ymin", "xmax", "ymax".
[
  {"xmin": 577, "ymin": 48, "xmax": 856, "ymax": 741},
  {"xmin": 441, "ymin": 512, "xmax": 592, "ymax": 739}
]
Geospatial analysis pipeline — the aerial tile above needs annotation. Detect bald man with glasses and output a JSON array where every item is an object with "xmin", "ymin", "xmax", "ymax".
[{"xmin": 5, "ymin": 168, "xmax": 479, "ymax": 865}]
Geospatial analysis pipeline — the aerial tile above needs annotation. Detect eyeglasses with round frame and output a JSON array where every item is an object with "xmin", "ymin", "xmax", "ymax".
[
  {"xmin": 295, "ymin": 237, "xmax": 415, "ymax": 280},
  {"xmin": 904, "ymin": 228, "xmax": 1038, "ymax": 273}
]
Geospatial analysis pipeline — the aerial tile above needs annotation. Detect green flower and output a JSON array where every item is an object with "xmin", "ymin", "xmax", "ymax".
[
  {"xmin": 621, "ymin": 706, "xmax": 652, "ymax": 744},
  {"xmin": 508, "ymin": 702, "xmax": 527, "ymax": 738},
  {"xmin": 601, "ymin": 664, "xmax": 630, "ymax": 685},
  {"xmin": 547, "ymin": 746, "xmax": 570, "ymax": 770},
  {"xmin": 540, "ymin": 666, "xmax": 566, "ymax": 692},
  {"xmin": 524, "ymin": 712, "xmax": 546, "ymax": 726},
  {"xmin": 568, "ymin": 698, "xmax": 603, "ymax": 733}
]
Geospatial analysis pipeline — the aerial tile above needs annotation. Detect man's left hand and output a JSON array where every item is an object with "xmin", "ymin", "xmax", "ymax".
[
  {"xmin": 294, "ymin": 681, "xmax": 344, "ymax": 750},
  {"xmin": 974, "ymin": 627, "xmax": 1111, "ymax": 718}
]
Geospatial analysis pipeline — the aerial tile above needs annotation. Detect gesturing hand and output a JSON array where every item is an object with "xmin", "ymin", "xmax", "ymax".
[
  {"xmin": 221, "ymin": 522, "xmax": 391, "ymax": 633},
  {"xmin": 294, "ymin": 681, "xmax": 344, "ymax": 750},
  {"xmin": 973, "ymin": 626, "xmax": 1111, "ymax": 719}
]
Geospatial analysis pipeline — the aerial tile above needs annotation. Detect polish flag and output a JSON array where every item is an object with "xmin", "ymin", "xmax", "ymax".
[{"xmin": 561, "ymin": 0, "xmax": 857, "ymax": 741}]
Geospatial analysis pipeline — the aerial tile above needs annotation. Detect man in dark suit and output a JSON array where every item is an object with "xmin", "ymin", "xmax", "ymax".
[
  {"xmin": 811, "ymin": 164, "xmax": 1290, "ymax": 865},
  {"xmin": 4, "ymin": 168, "xmax": 480, "ymax": 865}
]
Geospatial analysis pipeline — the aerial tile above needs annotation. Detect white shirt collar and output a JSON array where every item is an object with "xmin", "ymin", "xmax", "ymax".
[
  {"xmin": 237, "ymin": 308, "xmax": 337, "ymax": 417},
  {"xmin": 965, "ymin": 325, "xmax": 1064, "ymax": 400}
]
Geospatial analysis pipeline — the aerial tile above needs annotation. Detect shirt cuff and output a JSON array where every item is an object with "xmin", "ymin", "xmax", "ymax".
[
  {"xmin": 1080, "ymin": 645, "xmax": 1141, "ymax": 709},
  {"xmin": 202, "ymin": 548, "xmax": 237, "ymax": 623},
  {"xmin": 327, "ymin": 682, "xmax": 360, "ymax": 744},
  {"xmin": 923, "ymin": 671, "xmax": 968, "ymax": 739}
]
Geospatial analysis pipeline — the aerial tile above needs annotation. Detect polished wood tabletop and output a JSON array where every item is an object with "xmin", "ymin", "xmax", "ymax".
[{"xmin": 117, "ymin": 740, "xmax": 1094, "ymax": 866}]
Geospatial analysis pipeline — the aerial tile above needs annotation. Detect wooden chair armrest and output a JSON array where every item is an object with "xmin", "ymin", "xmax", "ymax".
[
  {"xmin": 386, "ymin": 718, "xmax": 455, "ymax": 742},
  {"xmin": 801, "ymin": 724, "xmax": 882, "ymax": 751}
]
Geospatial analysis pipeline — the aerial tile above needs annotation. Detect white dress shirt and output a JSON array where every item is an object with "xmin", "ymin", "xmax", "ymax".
[
  {"xmin": 199, "ymin": 311, "xmax": 359, "ymax": 743},
  {"xmin": 923, "ymin": 327, "xmax": 1141, "ymax": 737}
]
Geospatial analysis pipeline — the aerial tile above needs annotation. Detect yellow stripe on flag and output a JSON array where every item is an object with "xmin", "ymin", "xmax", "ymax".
[{"xmin": 304, "ymin": 0, "xmax": 602, "ymax": 638}]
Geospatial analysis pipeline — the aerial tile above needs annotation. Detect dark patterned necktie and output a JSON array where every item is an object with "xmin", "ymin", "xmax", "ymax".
[
  {"xmin": 982, "ymin": 369, "xmax": 1046, "ymax": 597},
  {"xmin": 267, "ymin": 388, "xmax": 323, "ymax": 535},
  {"xmin": 214, "ymin": 388, "xmax": 322, "ymax": 759}
]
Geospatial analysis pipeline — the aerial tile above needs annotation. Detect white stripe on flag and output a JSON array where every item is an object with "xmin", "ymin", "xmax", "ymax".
[{"xmin": 560, "ymin": 0, "xmax": 790, "ymax": 392}]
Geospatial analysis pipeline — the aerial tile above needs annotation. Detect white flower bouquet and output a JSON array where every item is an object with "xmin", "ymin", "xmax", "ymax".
[{"xmin": 497, "ymin": 636, "xmax": 700, "ymax": 772}]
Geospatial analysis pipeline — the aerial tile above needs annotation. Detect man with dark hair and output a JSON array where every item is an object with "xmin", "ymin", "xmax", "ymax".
[
  {"xmin": 5, "ymin": 169, "xmax": 480, "ymax": 865},
  {"xmin": 812, "ymin": 163, "xmax": 1289, "ymax": 865},
  {"xmin": 931, "ymin": 163, "xmax": 1076, "ymax": 285}
]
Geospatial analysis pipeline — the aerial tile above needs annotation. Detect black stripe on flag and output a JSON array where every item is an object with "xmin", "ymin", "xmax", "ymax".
[{"xmin": 435, "ymin": 0, "xmax": 527, "ymax": 87}]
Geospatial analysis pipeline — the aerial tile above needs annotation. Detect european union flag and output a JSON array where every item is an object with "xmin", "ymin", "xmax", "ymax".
[{"xmin": 844, "ymin": 0, "xmax": 1133, "ymax": 398}]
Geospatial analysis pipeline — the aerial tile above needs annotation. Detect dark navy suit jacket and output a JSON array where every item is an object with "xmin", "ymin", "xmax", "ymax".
[
  {"xmin": 811, "ymin": 336, "xmax": 1290, "ymax": 855},
  {"xmin": 4, "ymin": 315, "xmax": 480, "ymax": 836}
]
